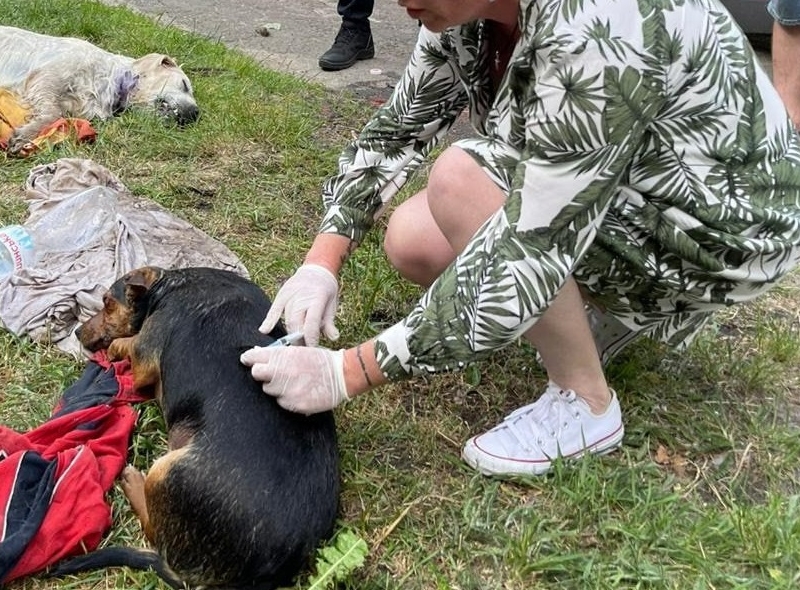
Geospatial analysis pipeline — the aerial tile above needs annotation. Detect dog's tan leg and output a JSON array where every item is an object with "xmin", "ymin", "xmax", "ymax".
[
  {"xmin": 137, "ymin": 447, "xmax": 191, "ymax": 545},
  {"xmin": 108, "ymin": 335, "xmax": 137, "ymax": 361},
  {"xmin": 110, "ymin": 335, "xmax": 161, "ymax": 394},
  {"xmin": 120, "ymin": 465, "xmax": 149, "ymax": 527},
  {"xmin": 131, "ymin": 353, "xmax": 162, "ymax": 396}
]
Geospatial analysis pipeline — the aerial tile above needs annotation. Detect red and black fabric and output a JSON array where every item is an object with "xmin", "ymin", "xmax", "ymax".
[{"xmin": 0, "ymin": 351, "xmax": 148, "ymax": 583}]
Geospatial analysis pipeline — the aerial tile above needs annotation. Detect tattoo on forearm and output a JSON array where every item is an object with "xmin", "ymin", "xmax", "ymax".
[{"xmin": 356, "ymin": 344, "xmax": 374, "ymax": 388}]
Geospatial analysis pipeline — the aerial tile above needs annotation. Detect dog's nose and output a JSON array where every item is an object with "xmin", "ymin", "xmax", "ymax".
[
  {"xmin": 177, "ymin": 104, "xmax": 200, "ymax": 125},
  {"xmin": 158, "ymin": 99, "xmax": 200, "ymax": 126}
]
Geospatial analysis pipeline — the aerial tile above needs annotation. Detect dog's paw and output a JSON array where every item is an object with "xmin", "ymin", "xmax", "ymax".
[
  {"xmin": 120, "ymin": 465, "xmax": 145, "ymax": 492},
  {"xmin": 108, "ymin": 336, "xmax": 134, "ymax": 361},
  {"xmin": 107, "ymin": 341, "xmax": 125, "ymax": 361},
  {"xmin": 6, "ymin": 133, "xmax": 35, "ymax": 157},
  {"xmin": 120, "ymin": 465, "xmax": 150, "ymax": 523}
]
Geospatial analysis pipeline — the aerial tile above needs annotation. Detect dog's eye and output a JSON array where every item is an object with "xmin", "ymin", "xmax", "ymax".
[{"xmin": 182, "ymin": 80, "xmax": 190, "ymax": 93}]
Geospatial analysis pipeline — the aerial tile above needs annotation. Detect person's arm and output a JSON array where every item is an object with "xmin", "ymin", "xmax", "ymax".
[
  {"xmin": 317, "ymin": 26, "xmax": 470, "ymax": 246},
  {"xmin": 302, "ymin": 233, "xmax": 356, "ymax": 277},
  {"xmin": 261, "ymin": 27, "xmax": 469, "ymax": 346},
  {"xmin": 239, "ymin": 337, "xmax": 387, "ymax": 414},
  {"xmin": 341, "ymin": 339, "xmax": 387, "ymax": 397}
]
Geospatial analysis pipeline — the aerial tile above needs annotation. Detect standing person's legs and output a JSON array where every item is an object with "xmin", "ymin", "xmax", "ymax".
[
  {"xmin": 337, "ymin": 0, "xmax": 373, "ymax": 25},
  {"xmin": 769, "ymin": 0, "xmax": 800, "ymax": 128},
  {"xmin": 384, "ymin": 146, "xmax": 624, "ymax": 477},
  {"xmin": 319, "ymin": 0, "xmax": 375, "ymax": 71}
]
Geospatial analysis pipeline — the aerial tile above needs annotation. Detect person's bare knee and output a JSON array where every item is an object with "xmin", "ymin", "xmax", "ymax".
[
  {"xmin": 384, "ymin": 191, "xmax": 454, "ymax": 286},
  {"xmin": 385, "ymin": 146, "xmax": 505, "ymax": 286},
  {"xmin": 427, "ymin": 146, "xmax": 505, "ymax": 253}
]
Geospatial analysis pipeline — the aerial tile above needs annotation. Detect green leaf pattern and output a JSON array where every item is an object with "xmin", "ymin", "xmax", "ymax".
[{"xmin": 323, "ymin": 0, "xmax": 800, "ymax": 379}]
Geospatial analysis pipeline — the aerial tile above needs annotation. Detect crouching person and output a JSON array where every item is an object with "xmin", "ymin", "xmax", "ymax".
[{"xmin": 242, "ymin": 0, "xmax": 800, "ymax": 477}]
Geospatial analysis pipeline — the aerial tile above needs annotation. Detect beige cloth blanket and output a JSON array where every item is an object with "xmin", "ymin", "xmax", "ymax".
[{"xmin": 0, "ymin": 158, "xmax": 248, "ymax": 355}]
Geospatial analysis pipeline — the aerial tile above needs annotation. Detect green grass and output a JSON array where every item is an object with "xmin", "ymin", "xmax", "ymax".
[{"xmin": 2, "ymin": 1, "xmax": 800, "ymax": 588}]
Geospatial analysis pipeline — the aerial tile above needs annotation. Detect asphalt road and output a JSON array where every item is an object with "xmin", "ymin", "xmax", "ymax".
[{"xmin": 104, "ymin": 0, "xmax": 420, "ymax": 92}]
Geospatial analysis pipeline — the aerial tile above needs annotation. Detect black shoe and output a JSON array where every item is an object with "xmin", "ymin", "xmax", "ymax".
[{"xmin": 318, "ymin": 23, "xmax": 375, "ymax": 71}]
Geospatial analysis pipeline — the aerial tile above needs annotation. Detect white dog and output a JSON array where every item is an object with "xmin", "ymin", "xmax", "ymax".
[{"xmin": 0, "ymin": 26, "xmax": 199, "ymax": 154}]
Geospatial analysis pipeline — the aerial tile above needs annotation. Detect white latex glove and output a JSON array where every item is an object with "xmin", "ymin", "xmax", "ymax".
[
  {"xmin": 240, "ymin": 345, "xmax": 349, "ymax": 415},
  {"xmin": 259, "ymin": 264, "xmax": 340, "ymax": 347}
]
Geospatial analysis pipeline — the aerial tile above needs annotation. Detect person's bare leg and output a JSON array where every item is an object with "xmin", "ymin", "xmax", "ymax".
[
  {"xmin": 385, "ymin": 146, "xmax": 507, "ymax": 285},
  {"xmin": 772, "ymin": 21, "xmax": 800, "ymax": 129},
  {"xmin": 384, "ymin": 189, "xmax": 455, "ymax": 287},
  {"xmin": 524, "ymin": 279, "xmax": 611, "ymax": 413},
  {"xmin": 385, "ymin": 146, "xmax": 610, "ymax": 412}
]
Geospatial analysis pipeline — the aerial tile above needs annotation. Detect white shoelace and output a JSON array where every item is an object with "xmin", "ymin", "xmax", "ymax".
[{"xmin": 503, "ymin": 385, "xmax": 582, "ymax": 453}]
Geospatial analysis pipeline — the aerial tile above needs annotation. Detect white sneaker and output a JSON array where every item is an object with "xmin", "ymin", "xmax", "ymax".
[{"xmin": 462, "ymin": 383, "xmax": 624, "ymax": 476}]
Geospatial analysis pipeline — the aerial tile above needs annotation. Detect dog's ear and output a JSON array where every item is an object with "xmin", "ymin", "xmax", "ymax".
[
  {"xmin": 101, "ymin": 290, "xmax": 119, "ymax": 313},
  {"xmin": 160, "ymin": 55, "xmax": 178, "ymax": 68},
  {"xmin": 123, "ymin": 267, "xmax": 164, "ymax": 303}
]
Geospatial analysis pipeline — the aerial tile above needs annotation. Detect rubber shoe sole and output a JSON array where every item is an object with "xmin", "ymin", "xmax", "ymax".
[
  {"xmin": 319, "ymin": 45, "xmax": 375, "ymax": 71},
  {"xmin": 462, "ymin": 424, "xmax": 624, "ymax": 477}
]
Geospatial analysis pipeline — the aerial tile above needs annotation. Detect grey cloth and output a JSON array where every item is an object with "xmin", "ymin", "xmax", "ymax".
[{"xmin": 0, "ymin": 158, "xmax": 248, "ymax": 356}]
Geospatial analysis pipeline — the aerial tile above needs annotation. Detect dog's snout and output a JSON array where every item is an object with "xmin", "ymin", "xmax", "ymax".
[
  {"xmin": 158, "ymin": 99, "xmax": 199, "ymax": 126},
  {"xmin": 178, "ymin": 104, "xmax": 200, "ymax": 125}
]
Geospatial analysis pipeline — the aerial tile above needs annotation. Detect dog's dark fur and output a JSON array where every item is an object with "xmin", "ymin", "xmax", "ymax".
[{"xmin": 50, "ymin": 266, "xmax": 339, "ymax": 590}]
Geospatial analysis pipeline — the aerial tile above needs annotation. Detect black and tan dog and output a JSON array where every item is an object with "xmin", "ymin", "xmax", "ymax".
[{"xmin": 50, "ymin": 266, "xmax": 339, "ymax": 590}]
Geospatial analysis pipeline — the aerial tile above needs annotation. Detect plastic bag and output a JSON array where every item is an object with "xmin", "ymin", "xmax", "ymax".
[{"xmin": 26, "ymin": 186, "xmax": 119, "ymax": 253}]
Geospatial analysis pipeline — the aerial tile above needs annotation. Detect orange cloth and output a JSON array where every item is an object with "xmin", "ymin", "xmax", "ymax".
[
  {"xmin": 27, "ymin": 118, "xmax": 97, "ymax": 156},
  {"xmin": 0, "ymin": 88, "xmax": 96, "ymax": 156}
]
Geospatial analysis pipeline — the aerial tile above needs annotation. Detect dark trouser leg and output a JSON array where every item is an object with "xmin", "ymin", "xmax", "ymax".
[{"xmin": 337, "ymin": 0, "xmax": 373, "ymax": 26}]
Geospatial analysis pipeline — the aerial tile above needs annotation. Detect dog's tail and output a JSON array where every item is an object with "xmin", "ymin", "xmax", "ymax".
[{"xmin": 47, "ymin": 547, "xmax": 184, "ymax": 589}]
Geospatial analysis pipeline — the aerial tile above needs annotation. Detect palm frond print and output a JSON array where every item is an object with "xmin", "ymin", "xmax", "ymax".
[{"xmin": 314, "ymin": 0, "xmax": 800, "ymax": 379}]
